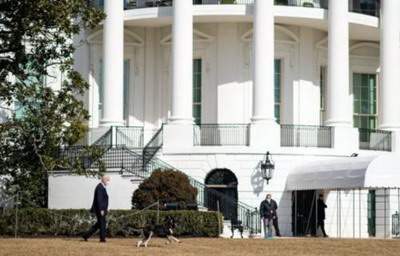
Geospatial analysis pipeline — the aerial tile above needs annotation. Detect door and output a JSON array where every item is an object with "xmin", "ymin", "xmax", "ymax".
[
  {"xmin": 292, "ymin": 190, "xmax": 318, "ymax": 236},
  {"xmin": 205, "ymin": 169, "xmax": 238, "ymax": 221}
]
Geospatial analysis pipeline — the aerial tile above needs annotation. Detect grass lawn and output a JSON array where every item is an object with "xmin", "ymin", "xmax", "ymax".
[{"xmin": 0, "ymin": 237, "xmax": 399, "ymax": 256}]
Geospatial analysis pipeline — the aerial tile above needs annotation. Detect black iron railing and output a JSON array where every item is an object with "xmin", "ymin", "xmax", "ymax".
[
  {"xmin": 142, "ymin": 125, "xmax": 164, "ymax": 169},
  {"xmin": 194, "ymin": 124, "xmax": 250, "ymax": 146},
  {"xmin": 116, "ymin": 126, "xmax": 144, "ymax": 148},
  {"xmin": 359, "ymin": 128, "xmax": 392, "ymax": 152},
  {"xmin": 281, "ymin": 124, "xmax": 332, "ymax": 148}
]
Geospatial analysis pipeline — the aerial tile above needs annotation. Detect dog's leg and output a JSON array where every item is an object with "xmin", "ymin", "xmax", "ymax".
[
  {"xmin": 137, "ymin": 240, "xmax": 143, "ymax": 247},
  {"xmin": 169, "ymin": 235, "xmax": 181, "ymax": 243},
  {"xmin": 165, "ymin": 236, "xmax": 173, "ymax": 244},
  {"xmin": 144, "ymin": 231, "xmax": 153, "ymax": 248}
]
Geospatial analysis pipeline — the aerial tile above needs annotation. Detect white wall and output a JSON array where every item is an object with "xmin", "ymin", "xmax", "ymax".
[{"xmin": 48, "ymin": 171, "xmax": 139, "ymax": 210}]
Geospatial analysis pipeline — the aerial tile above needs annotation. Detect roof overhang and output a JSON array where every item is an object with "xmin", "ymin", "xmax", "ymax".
[{"xmin": 286, "ymin": 155, "xmax": 400, "ymax": 191}]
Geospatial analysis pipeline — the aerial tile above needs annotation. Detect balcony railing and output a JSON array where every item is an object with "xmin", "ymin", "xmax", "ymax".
[
  {"xmin": 92, "ymin": 0, "xmax": 379, "ymax": 17},
  {"xmin": 281, "ymin": 124, "xmax": 332, "ymax": 148},
  {"xmin": 359, "ymin": 128, "xmax": 392, "ymax": 152},
  {"xmin": 194, "ymin": 124, "xmax": 250, "ymax": 146},
  {"xmin": 116, "ymin": 126, "xmax": 144, "ymax": 148},
  {"xmin": 275, "ymin": 0, "xmax": 328, "ymax": 8}
]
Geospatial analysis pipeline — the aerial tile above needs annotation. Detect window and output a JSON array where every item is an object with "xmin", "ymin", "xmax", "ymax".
[
  {"xmin": 320, "ymin": 66, "xmax": 327, "ymax": 125},
  {"xmin": 193, "ymin": 59, "xmax": 202, "ymax": 125},
  {"xmin": 274, "ymin": 59, "xmax": 282, "ymax": 123},
  {"xmin": 353, "ymin": 73, "xmax": 377, "ymax": 131}
]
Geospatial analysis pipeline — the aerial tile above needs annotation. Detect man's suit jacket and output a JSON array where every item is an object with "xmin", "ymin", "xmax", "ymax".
[
  {"xmin": 90, "ymin": 183, "xmax": 109, "ymax": 215},
  {"xmin": 259, "ymin": 199, "xmax": 278, "ymax": 219}
]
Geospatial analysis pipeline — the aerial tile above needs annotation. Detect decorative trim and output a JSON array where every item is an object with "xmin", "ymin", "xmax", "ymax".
[
  {"xmin": 160, "ymin": 29, "xmax": 215, "ymax": 46},
  {"xmin": 241, "ymin": 25, "xmax": 300, "ymax": 44},
  {"xmin": 87, "ymin": 29, "xmax": 144, "ymax": 47}
]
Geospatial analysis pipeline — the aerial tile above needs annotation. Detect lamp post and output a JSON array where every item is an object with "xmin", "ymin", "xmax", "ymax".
[{"xmin": 260, "ymin": 151, "xmax": 275, "ymax": 184}]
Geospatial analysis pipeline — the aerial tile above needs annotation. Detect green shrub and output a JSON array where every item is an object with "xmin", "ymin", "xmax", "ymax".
[
  {"xmin": 0, "ymin": 209, "xmax": 223, "ymax": 238},
  {"xmin": 132, "ymin": 169, "xmax": 198, "ymax": 209}
]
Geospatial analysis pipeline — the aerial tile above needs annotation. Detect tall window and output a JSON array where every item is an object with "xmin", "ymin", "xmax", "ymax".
[
  {"xmin": 274, "ymin": 59, "xmax": 282, "ymax": 123},
  {"xmin": 353, "ymin": 73, "xmax": 377, "ymax": 130},
  {"xmin": 320, "ymin": 66, "xmax": 327, "ymax": 125},
  {"xmin": 193, "ymin": 59, "xmax": 202, "ymax": 125}
]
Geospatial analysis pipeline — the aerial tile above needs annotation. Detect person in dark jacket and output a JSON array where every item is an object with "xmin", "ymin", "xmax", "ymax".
[
  {"xmin": 259, "ymin": 194, "xmax": 281, "ymax": 238},
  {"xmin": 83, "ymin": 176, "xmax": 110, "ymax": 242},
  {"xmin": 317, "ymin": 194, "xmax": 328, "ymax": 237}
]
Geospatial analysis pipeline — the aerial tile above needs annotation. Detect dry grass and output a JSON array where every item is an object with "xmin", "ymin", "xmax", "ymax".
[{"xmin": 0, "ymin": 237, "xmax": 400, "ymax": 256}]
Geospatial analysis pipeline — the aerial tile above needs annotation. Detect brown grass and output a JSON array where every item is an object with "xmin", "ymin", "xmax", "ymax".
[{"xmin": 0, "ymin": 237, "xmax": 400, "ymax": 256}]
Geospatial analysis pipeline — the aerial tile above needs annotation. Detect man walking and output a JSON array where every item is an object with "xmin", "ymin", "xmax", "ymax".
[
  {"xmin": 317, "ymin": 194, "xmax": 328, "ymax": 237},
  {"xmin": 83, "ymin": 176, "xmax": 110, "ymax": 243},
  {"xmin": 260, "ymin": 194, "xmax": 281, "ymax": 239}
]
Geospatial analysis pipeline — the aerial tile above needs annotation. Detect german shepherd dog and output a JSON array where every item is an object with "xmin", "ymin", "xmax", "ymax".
[{"xmin": 137, "ymin": 216, "xmax": 181, "ymax": 247}]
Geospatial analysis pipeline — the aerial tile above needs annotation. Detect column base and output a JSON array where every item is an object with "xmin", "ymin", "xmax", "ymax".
[
  {"xmin": 331, "ymin": 126, "xmax": 359, "ymax": 153},
  {"xmin": 249, "ymin": 122, "xmax": 280, "ymax": 150},
  {"xmin": 163, "ymin": 123, "xmax": 194, "ymax": 152}
]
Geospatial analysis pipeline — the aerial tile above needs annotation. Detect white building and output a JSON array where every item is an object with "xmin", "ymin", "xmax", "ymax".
[{"xmin": 49, "ymin": 0, "xmax": 400, "ymax": 239}]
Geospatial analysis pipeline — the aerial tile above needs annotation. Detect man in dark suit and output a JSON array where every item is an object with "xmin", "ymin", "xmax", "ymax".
[
  {"xmin": 260, "ymin": 194, "xmax": 281, "ymax": 238},
  {"xmin": 83, "ymin": 176, "xmax": 110, "ymax": 242},
  {"xmin": 317, "ymin": 193, "xmax": 328, "ymax": 237}
]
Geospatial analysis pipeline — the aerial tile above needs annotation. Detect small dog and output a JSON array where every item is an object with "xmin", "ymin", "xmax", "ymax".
[{"xmin": 137, "ymin": 216, "xmax": 181, "ymax": 247}]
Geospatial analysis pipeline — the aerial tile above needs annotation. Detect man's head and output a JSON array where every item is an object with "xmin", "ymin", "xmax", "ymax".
[
  {"xmin": 266, "ymin": 194, "xmax": 272, "ymax": 200},
  {"xmin": 101, "ymin": 176, "xmax": 111, "ymax": 187}
]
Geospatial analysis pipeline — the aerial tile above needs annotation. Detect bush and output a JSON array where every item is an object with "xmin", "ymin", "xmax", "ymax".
[
  {"xmin": 0, "ymin": 208, "xmax": 223, "ymax": 237},
  {"xmin": 132, "ymin": 169, "xmax": 198, "ymax": 210}
]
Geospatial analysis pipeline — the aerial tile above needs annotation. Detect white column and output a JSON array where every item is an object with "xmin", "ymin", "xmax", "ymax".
[
  {"xmin": 380, "ymin": 0, "xmax": 400, "ymax": 152},
  {"xmin": 163, "ymin": 0, "xmax": 193, "ymax": 151},
  {"xmin": 326, "ymin": 0, "xmax": 359, "ymax": 152},
  {"xmin": 250, "ymin": 0, "xmax": 280, "ymax": 149},
  {"xmin": 326, "ymin": 0, "xmax": 351, "ymax": 127},
  {"xmin": 379, "ymin": 0, "xmax": 400, "ymax": 130},
  {"xmin": 252, "ymin": 0, "xmax": 275, "ymax": 124},
  {"xmin": 101, "ymin": 0, "xmax": 124, "ymax": 126},
  {"xmin": 169, "ymin": 0, "xmax": 193, "ymax": 125}
]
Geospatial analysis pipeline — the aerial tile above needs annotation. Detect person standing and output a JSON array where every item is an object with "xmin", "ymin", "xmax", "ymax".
[
  {"xmin": 260, "ymin": 194, "xmax": 281, "ymax": 239},
  {"xmin": 83, "ymin": 176, "xmax": 110, "ymax": 243},
  {"xmin": 317, "ymin": 194, "xmax": 328, "ymax": 237}
]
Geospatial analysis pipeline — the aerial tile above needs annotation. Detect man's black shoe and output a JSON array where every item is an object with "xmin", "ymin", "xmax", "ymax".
[
  {"xmin": 100, "ymin": 240, "xmax": 106, "ymax": 243},
  {"xmin": 82, "ymin": 236, "xmax": 88, "ymax": 242}
]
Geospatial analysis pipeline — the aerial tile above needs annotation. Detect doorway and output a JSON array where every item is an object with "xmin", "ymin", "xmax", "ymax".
[
  {"xmin": 292, "ymin": 190, "xmax": 319, "ymax": 236},
  {"xmin": 205, "ymin": 169, "xmax": 238, "ymax": 220}
]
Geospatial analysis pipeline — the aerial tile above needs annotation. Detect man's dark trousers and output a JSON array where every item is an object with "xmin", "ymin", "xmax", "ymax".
[
  {"xmin": 85, "ymin": 212, "xmax": 106, "ymax": 241},
  {"xmin": 273, "ymin": 217, "xmax": 281, "ymax": 236}
]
